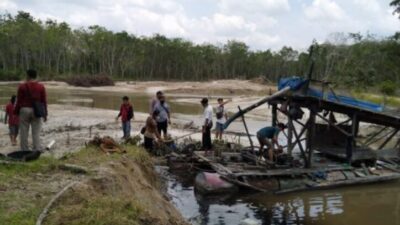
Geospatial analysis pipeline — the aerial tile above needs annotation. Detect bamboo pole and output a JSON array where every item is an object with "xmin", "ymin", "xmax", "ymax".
[
  {"xmin": 378, "ymin": 129, "xmax": 399, "ymax": 150},
  {"xmin": 238, "ymin": 106, "xmax": 254, "ymax": 151}
]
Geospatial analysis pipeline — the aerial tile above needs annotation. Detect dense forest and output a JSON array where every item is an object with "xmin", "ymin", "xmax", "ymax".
[{"xmin": 0, "ymin": 11, "xmax": 399, "ymax": 89}]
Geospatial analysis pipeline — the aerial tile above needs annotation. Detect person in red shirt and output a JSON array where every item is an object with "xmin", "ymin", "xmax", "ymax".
[
  {"xmin": 116, "ymin": 96, "xmax": 134, "ymax": 139},
  {"xmin": 4, "ymin": 95, "xmax": 19, "ymax": 146},
  {"xmin": 15, "ymin": 69, "xmax": 47, "ymax": 151}
]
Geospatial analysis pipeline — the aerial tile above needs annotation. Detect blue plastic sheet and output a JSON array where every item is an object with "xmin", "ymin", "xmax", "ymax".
[
  {"xmin": 278, "ymin": 77, "xmax": 383, "ymax": 112},
  {"xmin": 278, "ymin": 77, "xmax": 308, "ymax": 91}
]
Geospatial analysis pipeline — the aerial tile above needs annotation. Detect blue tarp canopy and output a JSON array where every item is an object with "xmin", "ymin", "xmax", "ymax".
[{"xmin": 278, "ymin": 77, "xmax": 383, "ymax": 112}]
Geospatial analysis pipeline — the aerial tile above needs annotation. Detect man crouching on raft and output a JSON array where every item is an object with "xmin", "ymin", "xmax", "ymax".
[{"xmin": 256, "ymin": 123, "xmax": 287, "ymax": 161}]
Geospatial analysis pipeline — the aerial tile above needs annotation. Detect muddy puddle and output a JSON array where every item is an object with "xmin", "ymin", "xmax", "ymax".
[{"xmin": 0, "ymin": 84, "xmax": 201, "ymax": 114}]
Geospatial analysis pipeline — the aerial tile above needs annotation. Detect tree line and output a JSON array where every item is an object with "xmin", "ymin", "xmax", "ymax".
[{"xmin": 0, "ymin": 11, "xmax": 399, "ymax": 89}]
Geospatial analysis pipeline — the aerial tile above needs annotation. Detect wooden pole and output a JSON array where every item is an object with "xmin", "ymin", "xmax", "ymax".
[
  {"xmin": 364, "ymin": 126, "xmax": 388, "ymax": 146},
  {"xmin": 352, "ymin": 113, "xmax": 359, "ymax": 141},
  {"xmin": 238, "ymin": 106, "xmax": 254, "ymax": 151},
  {"xmin": 315, "ymin": 112, "xmax": 351, "ymax": 137},
  {"xmin": 346, "ymin": 135, "xmax": 353, "ymax": 164},
  {"xmin": 289, "ymin": 119, "xmax": 308, "ymax": 166},
  {"xmin": 307, "ymin": 110, "xmax": 316, "ymax": 168},
  {"xmin": 378, "ymin": 129, "xmax": 399, "ymax": 150},
  {"xmin": 272, "ymin": 104, "xmax": 277, "ymax": 127},
  {"xmin": 287, "ymin": 117, "xmax": 294, "ymax": 157}
]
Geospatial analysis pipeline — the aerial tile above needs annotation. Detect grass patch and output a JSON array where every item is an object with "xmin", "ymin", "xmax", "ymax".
[
  {"xmin": 0, "ymin": 157, "xmax": 60, "ymax": 183},
  {"xmin": 0, "ymin": 157, "xmax": 63, "ymax": 225},
  {"xmin": 352, "ymin": 91, "xmax": 400, "ymax": 108},
  {"xmin": 46, "ymin": 191, "xmax": 144, "ymax": 225},
  {"xmin": 61, "ymin": 145, "xmax": 152, "ymax": 168},
  {"xmin": 0, "ymin": 145, "xmax": 156, "ymax": 225}
]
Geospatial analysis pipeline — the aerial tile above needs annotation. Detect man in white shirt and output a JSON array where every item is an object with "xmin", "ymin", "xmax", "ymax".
[
  {"xmin": 149, "ymin": 91, "xmax": 163, "ymax": 115},
  {"xmin": 201, "ymin": 98, "xmax": 213, "ymax": 155}
]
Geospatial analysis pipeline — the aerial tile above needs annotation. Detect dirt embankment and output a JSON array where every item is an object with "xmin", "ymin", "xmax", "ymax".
[
  {"xmin": 45, "ymin": 148, "xmax": 188, "ymax": 225},
  {"xmin": 0, "ymin": 146, "xmax": 189, "ymax": 225}
]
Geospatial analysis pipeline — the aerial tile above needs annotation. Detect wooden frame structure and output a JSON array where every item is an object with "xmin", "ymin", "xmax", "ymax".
[{"xmin": 267, "ymin": 93, "xmax": 400, "ymax": 168}]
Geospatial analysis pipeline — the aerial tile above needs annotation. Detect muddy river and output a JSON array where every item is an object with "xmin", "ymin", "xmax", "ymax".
[
  {"xmin": 1, "ymin": 84, "xmax": 400, "ymax": 225},
  {"xmin": 164, "ymin": 168, "xmax": 400, "ymax": 225},
  {"xmin": 0, "ymin": 84, "xmax": 202, "ymax": 115}
]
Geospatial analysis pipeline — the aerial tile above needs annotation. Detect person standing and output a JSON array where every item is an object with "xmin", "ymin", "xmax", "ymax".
[
  {"xmin": 4, "ymin": 95, "xmax": 19, "ymax": 146},
  {"xmin": 15, "ymin": 69, "xmax": 47, "ymax": 151},
  {"xmin": 116, "ymin": 96, "xmax": 134, "ymax": 139},
  {"xmin": 215, "ymin": 98, "xmax": 229, "ymax": 140},
  {"xmin": 143, "ymin": 110, "xmax": 162, "ymax": 152},
  {"xmin": 149, "ymin": 91, "xmax": 163, "ymax": 114},
  {"xmin": 201, "ymin": 98, "xmax": 213, "ymax": 155},
  {"xmin": 153, "ymin": 94, "xmax": 171, "ymax": 138}
]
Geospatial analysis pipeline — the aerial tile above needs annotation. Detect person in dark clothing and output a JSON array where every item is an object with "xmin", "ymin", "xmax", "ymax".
[
  {"xmin": 257, "ymin": 123, "xmax": 287, "ymax": 161},
  {"xmin": 201, "ymin": 98, "xmax": 213, "ymax": 155},
  {"xmin": 15, "ymin": 69, "xmax": 47, "ymax": 151},
  {"xmin": 4, "ymin": 95, "xmax": 19, "ymax": 146},
  {"xmin": 116, "ymin": 96, "xmax": 134, "ymax": 139},
  {"xmin": 153, "ymin": 94, "xmax": 171, "ymax": 138}
]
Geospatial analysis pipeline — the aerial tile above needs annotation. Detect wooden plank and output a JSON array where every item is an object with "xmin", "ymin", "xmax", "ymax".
[
  {"xmin": 361, "ymin": 163, "xmax": 370, "ymax": 176},
  {"xmin": 194, "ymin": 152, "xmax": 232, "ymax": 175},
  {"xmin": 220, "ymin": 176, "xmax": 267, "ymax": 192},
  {"xmin": 233, "ymin": 166, "xmax": 351, "ymax": 177},
  {"xmin": 275, "ymin": 173, "xmax": 400, "ymax": 194},
  {"xmin": 343, "ymin": 170, "xmax": 356, "ymax": 180},
  {"xmin": 354, "ymin": 171, "xmax": 366, "ymax": 177},
  {"xmin": 377, "ymin": 161, "xmax": 400, "ymax": 173}
]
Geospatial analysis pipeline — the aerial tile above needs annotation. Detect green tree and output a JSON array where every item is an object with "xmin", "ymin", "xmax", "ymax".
[{"xmin": 391, "ymin": 0, "xmax": 400, "ymax": 18}]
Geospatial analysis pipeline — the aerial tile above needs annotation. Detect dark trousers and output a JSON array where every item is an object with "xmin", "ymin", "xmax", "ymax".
[
  {"xmin": 144, "ymin": 136, "xmax": 154, "ymax": 151},
  {"xmin": 202, "ymin": 124, "xmax": 212, "ymax": 150},
  {"xmin": 157, "ymin": 121, "xmax": 168, "ymax": 136}
]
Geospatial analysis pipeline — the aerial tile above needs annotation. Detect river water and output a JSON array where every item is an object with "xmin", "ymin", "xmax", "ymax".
[
  {"xmin": 165, "ymin": 169, "xmax": 400, "ymax": 225},
  {"xmin": 1, "ymin": 84, "xmax": 400, "ymax": 225},
  {"xmin": 0, "ymin": 84, "xmax": 202, "ymax": 115}
]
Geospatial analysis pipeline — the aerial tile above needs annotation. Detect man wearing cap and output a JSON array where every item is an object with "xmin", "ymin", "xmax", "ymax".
[
  {"xmin": 201, "ymin": 98, "xmax": 213, "ymax": 155},
  {"xmin": 256, "ymin": 123, "xmax": 287, "ymax": 161}
]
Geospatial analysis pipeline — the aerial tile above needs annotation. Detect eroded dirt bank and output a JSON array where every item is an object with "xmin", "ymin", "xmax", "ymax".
[{"xmin": 0, "ymin": 146, "xmax": 189, "ymax": 225}]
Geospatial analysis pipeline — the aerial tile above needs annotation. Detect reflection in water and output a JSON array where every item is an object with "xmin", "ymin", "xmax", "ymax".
[
  {"xmin": 165, "ymin": 168, "xmax": 400, "ymax": 225},
  {"xmin": 0, "ymin": 84, "xmax": 201, "ymax": 114}
]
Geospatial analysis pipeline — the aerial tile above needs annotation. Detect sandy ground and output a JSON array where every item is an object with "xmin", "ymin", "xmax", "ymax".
[
  {"xmin": 41, "ymin": 79, "xmax": 275, "ymax": 96},
  {"xmin": 0, "ymin": 103, "xmax": 279, "ymax": 158},
  {"xmin": 0, "ymin": 104, "xmax": 199, "ymax": 157}
]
